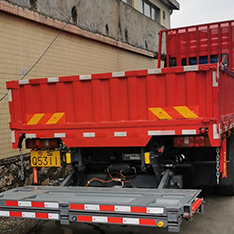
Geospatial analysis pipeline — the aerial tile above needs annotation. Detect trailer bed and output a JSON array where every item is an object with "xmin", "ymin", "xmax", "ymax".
[{"xmin": 0, "ymin": 186, "xmax": 202, "ymax": 232}]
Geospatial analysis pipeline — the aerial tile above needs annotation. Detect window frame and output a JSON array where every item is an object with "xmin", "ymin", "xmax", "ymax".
[{"xmin": 138, "ymin": 0, "xmax": 160, "ymax": 22}]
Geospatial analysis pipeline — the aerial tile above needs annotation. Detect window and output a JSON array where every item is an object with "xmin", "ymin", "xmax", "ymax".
[
  {"xmin": 163, "ymin": 11, "xmax": 166, "ymax": 20},
  {"xmin": 122, "ymin": 0, "xmax": 132, "ymax": 6},
  {"xmin": 181, "ymin": 54, "xmax": 229, "ymax": 67},
  {"xmin": 138, "ymin": 0, "xmax": 160, "ymax": 22}
]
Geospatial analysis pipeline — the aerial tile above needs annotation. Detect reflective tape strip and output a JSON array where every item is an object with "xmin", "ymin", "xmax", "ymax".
[
  {"xmin": 115, "ymin": 206, "xmax": 131, "ymax": 212},
  {"xmin": 182, "ymin": 130, "xmax": 197, "ymax": 135},
  {"xmin": 147, "ymin": 68, "xmax": 162, "ymax": 74},
  {"xmin": 25, "ymin": 134, "xmax": 36, "ymax": 138},
  {"xmin": 22, "ymin": 212, "xmax": 35, "ymax": 218},
  {"xmin": 26, "ymin": 113, "xmax": 65, "ymax": 125},
  {"xmin": 27, "ymin": 114, "xmax": 45, "ymax": 125},
  {"xmin": 112, "ymin": 71, "xmax": 125, "ymax": 77},
  {"xmin": 18, "ymin": 201, "xmax": 32, "ymax": 207},
  {"xmin": 213, "ymin": 124, "xmax": 220, "ymax": 139},
  {"xmin": 114, "ymin": 132, "xmax": 127, "ymax": 137},
  {"xmin": 149, "ymin": 108, "xmax": 172, "ymax": 120},
  {"xmin": 5, "ymin": 201, "xmax": 58, "ymax": 209},
  {"xmin": 19, "ymin": 79, "xmax": 29, "ymax": 85},
  {"xmin": 54, "ymin": 133, "xmax": 66, "ymax": 138},
  {"xmin": 11, "ymin": 131, "xmax": 15, "ymax": 143},
  {"xmin": 123, "ymin": 218, "xmax": 139, "ymax": 225},
  {"xmin": 8, "ymin": 89, "xmax": 12, "ymax": 102},
  {"xmin": 49, "ymin": 213, "xmax": 59, "ymax": 220},
  {"xmin": 76, "ymin": 215, "xmax": 157, "ymax": 226},
  {"xmin": 80, "ymin": 74, "xmax": 92, "ymax": 80},
  {"xmin": 184, "ymin": 65, "xmax": 199, "ymax": 71},
  {"xmin": 45, "ymin": 202, "xmax": 59, "ymax": 208},
  {"xmin": 148, "ymin": 130, "xmax": 175, "ymax": 136},
  {"xmin": 83, "ymin": 132, "xmax": 95, "ymax": 138},
  {"xmin": 173, "ymin": 106, "xmax": 198, "ymax": 119},
  {"xmin": 92, "ymin": 216, "xmax": 108, "ymax": 223},
  {"xmin": 0, "ymin": 211, "xmax": 10, "ymax": 217},
  {"xmin": 0, "ymin": 211, "xmax": 59, "ymax": 220},
  {"xmin": 48, "ymin": 77, "xmax": 59, "ymax": 83},
  {"xmin": 71, "ymin": 203, "xmax": 163, "ymax": 215},
  {"xmin": 85, "ymin": 204, "xmax": 100, "ymax": 211},
  {"xmin": 147, "ymin": 207, "xmax": 164, "ymax": 214},
  {"xmin": 46, "ymin": 113, "xmax": 65, "ymax": 125},
  {"xmin": 212, "ymin": 71, "xmax": 218, "ymax": 87}
]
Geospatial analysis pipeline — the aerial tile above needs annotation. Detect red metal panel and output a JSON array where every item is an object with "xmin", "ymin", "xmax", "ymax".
[
  {"xmin": 159, "ymin": 20, "xmax": 234, "ymax": 69},
  {"xmin": 6, "ymin": 63, "xmax": 234, "ymax": 149}
]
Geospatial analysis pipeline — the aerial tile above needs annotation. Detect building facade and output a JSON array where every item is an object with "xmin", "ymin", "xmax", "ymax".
[{"xmin": 0, "ymin": 0, "xmax": 179, "ymax": 159}]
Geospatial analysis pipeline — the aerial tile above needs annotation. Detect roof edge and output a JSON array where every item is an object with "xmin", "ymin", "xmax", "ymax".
[{"xmin": 162, "ymin": 0, "xmax": 180, "ymax": 10}]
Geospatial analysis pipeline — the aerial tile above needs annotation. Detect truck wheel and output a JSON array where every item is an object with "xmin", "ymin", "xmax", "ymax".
[{"xmin": 218, "ymin": 134, "xmax": 234, "ymax": 196}]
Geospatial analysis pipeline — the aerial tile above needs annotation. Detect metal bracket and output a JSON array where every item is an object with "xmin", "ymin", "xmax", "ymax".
[{"xmin": 59, "ymin": 203, "xmax": 70, "ymax": 225}]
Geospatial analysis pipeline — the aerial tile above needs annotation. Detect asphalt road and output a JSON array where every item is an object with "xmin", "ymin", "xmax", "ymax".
[{"xmin": 28, "ymin": 196, "xmax": 234, "ymax": 234}]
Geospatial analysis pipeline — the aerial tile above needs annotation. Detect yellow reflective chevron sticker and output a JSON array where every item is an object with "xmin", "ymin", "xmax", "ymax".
[
  {"xmin": 46, "ymin": 113, "xmax": 65, "ymax": 124},
  {"xmin": 27, "ymin": 113, "xmax": 45, "ymax": 125},
  {"xmin": 173, "ymin": 106, "xmax": 198, "ymax": 119},
  {"xmin": 149, "ymin": 108, "xmax": 173, "ymax": 120}
]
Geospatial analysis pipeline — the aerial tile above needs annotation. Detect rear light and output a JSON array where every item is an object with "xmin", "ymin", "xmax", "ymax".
[
  {"xmin": 26, "ymin": 139, "xmax": 59, "ymax": 149},
  {"xmin": 174, "ymin": 136, "xmax": 208, "ymax": 147},
  {"xmin": 174, "ymin": 137, "xmax": 184, "ymax": 147},
  {"xmin": 194, "ymin": 136, "xmax": 205, "ymax": 147}
]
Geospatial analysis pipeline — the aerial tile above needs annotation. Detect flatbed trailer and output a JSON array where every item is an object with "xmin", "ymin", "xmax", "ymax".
[
  {"xmin": 1, "ymin": 19, "xmax": 234, "ymax": 232},
  {"xmin": 0, "ymin": 186, "xmax": 203, "ymax": 232}
]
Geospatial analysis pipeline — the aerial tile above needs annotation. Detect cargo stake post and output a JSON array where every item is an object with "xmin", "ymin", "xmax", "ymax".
[{"xmin": 1, "ymin": 19, "xmax": 234, "ymax": 232}]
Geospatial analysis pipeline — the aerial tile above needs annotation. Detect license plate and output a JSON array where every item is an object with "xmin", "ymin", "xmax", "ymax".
[{"xmin": 30, "ymin": 150, "xmax": 61, "ymax": 167}]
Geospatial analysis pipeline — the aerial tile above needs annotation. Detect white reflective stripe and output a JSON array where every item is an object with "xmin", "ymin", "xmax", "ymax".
[
  {"xmin": 123, "ymin": 218, "xmax": 139, "ymax": 225},
  {"xmin": 83, "ymin": 132, "xmax": 95, "ymax": 138},
  {"xmin": 212, "ymin": 71, "xmax": 218, "ymax": 87},
  {"xmin": 114, "ymin": 132, "xmax": 127, "ymax": 137},
  {"xmin": 147, "ymin": 207, "xmax": 164, "ymax": 214},
  {"xmin": 11, "ymin": 131, "xmax": 16, "ymax": 143},
  {"xmin": 54, "ymin": 133, "xmax": 66, "ymax": 138},
  {"xmin": 8, "ymin": 89, "xmax": 12, "ymax": 102},
  {"xmin": 112, "ymin": 71, "xmax": 125, "ymax": 77},
  {"xmin": 25, "ymin": 134, "xmax": 36, "ymax": 138},
  {"xmin": 217, "ymin": 63, "xmax": 219, "ymax": 79},
  {"xmin": 79, "ymin": 74, "xmax": 92, "ymax": 80},
  {"xmin": 184, "ymin": 65, "xmax": 199, "ymax": 71},
  {"xmin": 213, "ymin": 124, "xmax": 220, "ymax": 139},
  {"xmin": 18, "ymin": 201, "xmax": 32, "ymax": 207},
  {"xmin": 115, "ymin": 206, "xmax": 131, "ymax": 212},
  {"xmin": 48, "ymin": 77, "xmax": 59, "ymax": 83},
  {"xmin": 92, "ymin": 216, "xmax": 108, "ymax": 223},
  {"xmin": 19, "ymin": 79, "xmax": 29, "ymax": 85},
  {"xmin": 0, "ymin": 211, "xmax": 10, "ymax": 217},
  {"xmin": 182, "ymin": 130, "xmax": 197, "ymax": 135},
  {"xmin": 22, "ymin": 212, "xmax": 35, "ymax": 218},
  {"xmin": 49, "ymin": 213, "xmax": 59, "ymax": 220},
  {"xmin": 147, "ymin": 68, "xmax": 162, "ymax": 74},
  {"xmin": 148, "ymin": 130, "xmax": 175, "ymax": 136},
  {"xmin": 85, "ymin": 204, "xmax": 100, "ymax": 211},
  {"xmin": 45, "ymin": 202, "xmax": 59, "ymax": 208}
]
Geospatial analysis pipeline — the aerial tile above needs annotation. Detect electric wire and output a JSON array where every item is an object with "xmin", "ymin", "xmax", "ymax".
[{"xmin": 0, "ymin": 0, "xmax": 81, "ymax": 103}]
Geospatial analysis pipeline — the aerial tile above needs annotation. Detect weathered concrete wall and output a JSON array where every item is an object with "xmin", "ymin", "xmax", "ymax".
[
  {"xmin": 4, "ymin": 0, "xmax": 165, "ymax": 54},
  {"xmin": 0, "ymin": 153, "xmax": 72, "ymax": 192}
]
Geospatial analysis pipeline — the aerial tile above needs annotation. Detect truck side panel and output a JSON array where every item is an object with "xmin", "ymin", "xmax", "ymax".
[{"xmin": 6, "ymin": 64, "xmax": 234, "ymax": 148}]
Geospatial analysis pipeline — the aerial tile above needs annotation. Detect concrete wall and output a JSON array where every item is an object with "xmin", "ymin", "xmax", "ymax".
[{"xmin": 4, "ymin": 0, "xmax": 166, "ymax": 53}]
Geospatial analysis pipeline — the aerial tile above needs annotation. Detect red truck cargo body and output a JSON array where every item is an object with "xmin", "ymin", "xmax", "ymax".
[
  {"xmin": 158, "ymin": 20, "xmax": 234, "ymax": 70},
  {"xmin": 6, "ymin": 64, "xmax": 234, "ymax": 149}
]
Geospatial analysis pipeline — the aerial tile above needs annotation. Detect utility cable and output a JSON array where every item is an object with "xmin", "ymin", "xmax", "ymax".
[{"xmin": 0, "ymin": 0, "xmax": 81, "ymax": 103}]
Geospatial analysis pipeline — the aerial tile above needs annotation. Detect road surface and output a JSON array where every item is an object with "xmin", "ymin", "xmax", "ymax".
[{"xmin": 28, "ymin": 196, "xmax": 234, "ymax": 234}]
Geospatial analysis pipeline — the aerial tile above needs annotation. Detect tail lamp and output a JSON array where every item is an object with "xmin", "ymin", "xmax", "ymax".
[
  {"xmin": 26, "ymin": 139, "xmax": 59, "ymax": 149},
  {"xmin": 174, "ymin": 136, "xmax": 207, "ymax": 147}
]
